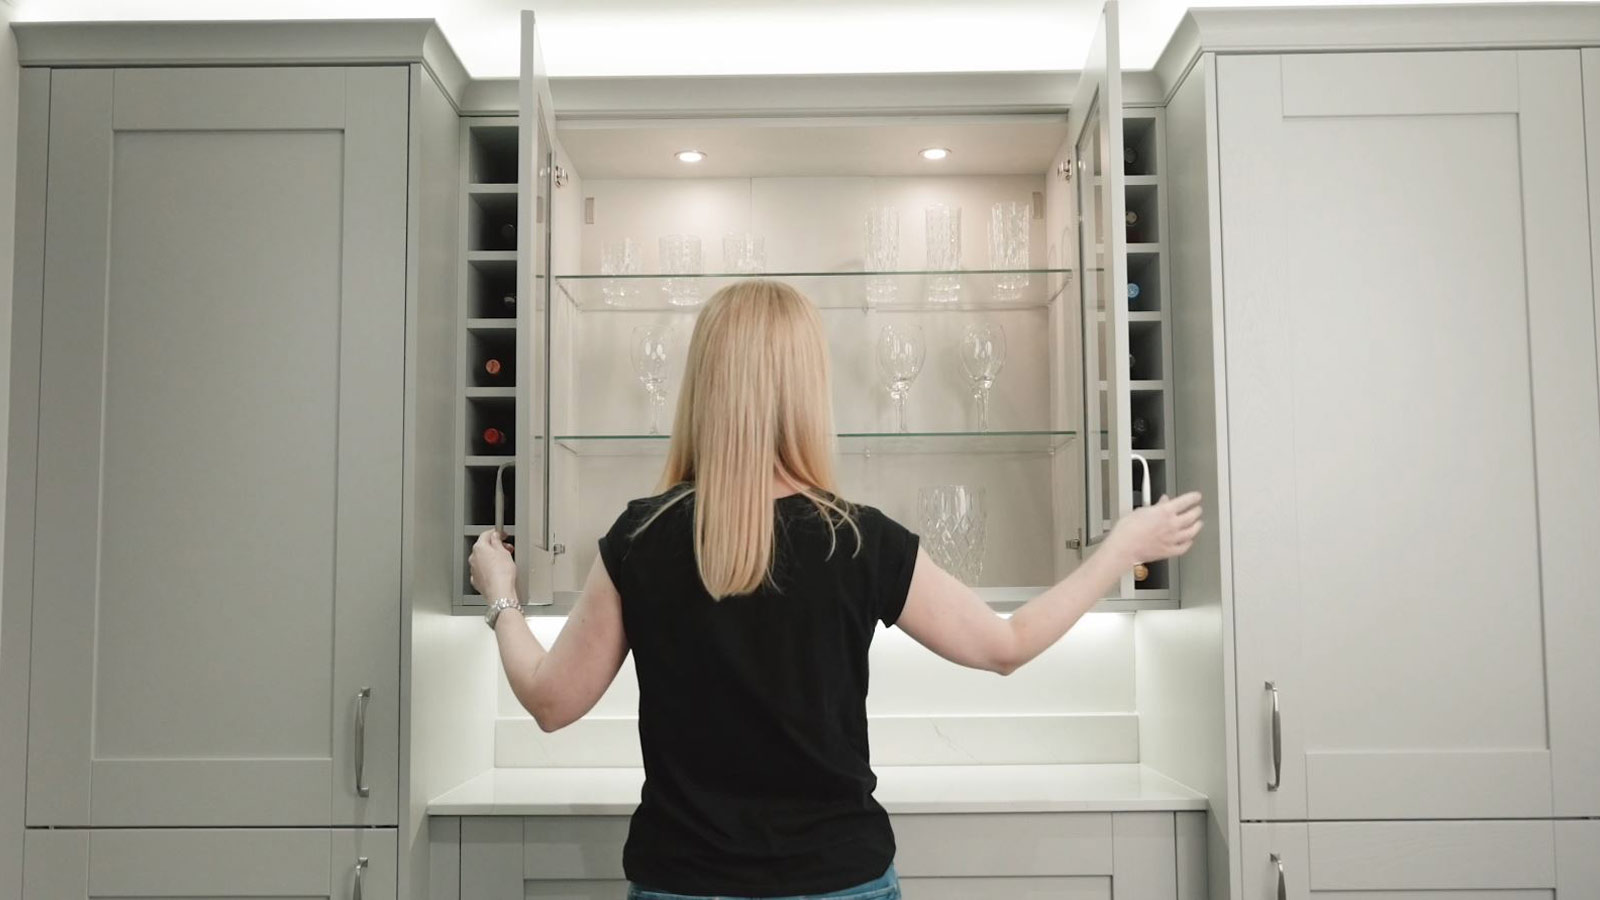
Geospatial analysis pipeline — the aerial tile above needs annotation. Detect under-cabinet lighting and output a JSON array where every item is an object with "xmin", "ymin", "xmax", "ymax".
[
  {"xmin": 675, "ymin": 150, "xmax": 706, "ymax": 163},
  {"xmin": 919, "ymin": 147, "xmax": 951, "ymax": 161}
]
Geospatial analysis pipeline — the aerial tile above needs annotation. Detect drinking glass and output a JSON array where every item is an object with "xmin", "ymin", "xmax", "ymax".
[
  {"xmin": 989, "ymin": 201, "xmax": 1031, "ymax": 301},
  {"xmin": 630, "ymin": 326, "xmax": 670, "ymax": 435},
  {"xmin": 723, "ymin": 233, "xmax": 766, "ymax": 274},
  {"xmin": 919, "ymin": 485, "xmax": 987, "ymax": 585},
  {"xmin": 659, "ymin": 234, "xmax": 703, "ymax": 306},
  {"xmin": 960, "ymin": 322, "xmax": 1007, "ymax": 432},
  {"xmin": 864, "ymin": 206, "xmax": 900, "ymax": 305},
  {"xmin": 876, "ymin": 324, "xmax": 925, "ymax": 433},
  {"xmin": 925, "ymin": 204, "xmax": 962, "ymax": 303},
  {"xmin": 600, "ymin": 237, "xmax": 641, "ymax": 305}
]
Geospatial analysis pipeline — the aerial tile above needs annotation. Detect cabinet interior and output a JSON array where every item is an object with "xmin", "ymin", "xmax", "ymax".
[{"xmin": 456, "ymin": 111, "xmax": 1177, "ymax": 612}]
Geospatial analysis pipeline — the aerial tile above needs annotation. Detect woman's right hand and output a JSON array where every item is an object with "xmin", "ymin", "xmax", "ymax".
[{"xmin": 1106, "ymin": 492, "xmax": 1203, "ymax": 568}]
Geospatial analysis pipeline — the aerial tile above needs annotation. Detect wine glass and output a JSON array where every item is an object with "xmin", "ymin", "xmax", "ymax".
[
  {"xmin": 960, "ymin": 322, "xmax": 1007, "ymax": 432},
  {"xmin": 630, "ymin": 326, "xmax": 670, "ymax": 435},
  {"xmin": 919, "ymin": 485, "xmax": 987, "ymax": 584},
  {"xmin": 876, "ymin": 324, "xmax": 925, "ymax": 434}
]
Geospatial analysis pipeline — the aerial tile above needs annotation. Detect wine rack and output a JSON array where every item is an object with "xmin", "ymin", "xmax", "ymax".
[
  {"xmin": 456, "ymin": 118, "xmax": 521, "ymax": 607},
  {"xmin": 1121, "ymin": 110, "xmax": 1177, "ymax": 599}
]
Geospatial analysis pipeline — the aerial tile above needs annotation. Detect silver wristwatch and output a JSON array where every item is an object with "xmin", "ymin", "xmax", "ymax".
[{"xmin": 484, "ymin": 596, "xmax": 521, "ymax": 630}]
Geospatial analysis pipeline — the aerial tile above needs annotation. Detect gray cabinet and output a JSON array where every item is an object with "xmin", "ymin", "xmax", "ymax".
[
  {"xmin": 1217, "ymin": 49, "xmax": 1600, "ymax": 822},
  {"xmin": 1240, "ymin": 821, "xmax": 1600, "ymax": 898},
  {"xmin": 23, "ymin": 66, "xmax": 409, "ymax": 828},
  {"xmin": 434, "ymin": 813, "xmax": 1206, "ymax": 900},
  {"xmin": 22, "ymin": 828, "xmax": 396, "ymax": 900}
]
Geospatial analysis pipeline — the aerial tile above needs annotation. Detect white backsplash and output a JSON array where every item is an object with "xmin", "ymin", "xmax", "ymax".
[{"xmin": 495, "ymin": 612, "xmax": 1138, "ymax": 767}]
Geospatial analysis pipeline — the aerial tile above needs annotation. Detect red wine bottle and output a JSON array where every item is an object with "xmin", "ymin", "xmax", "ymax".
[
  {"xmin": 479, "ymin": 426, "xmax": 512, "ymax": 454},
  {"xmin": 1125, "ymin": 210, "xmax": 1142, "ymax": 244},
  {"xmin": 1131, "ymin": 415, "xmax": 1153, "ymax": 449}
]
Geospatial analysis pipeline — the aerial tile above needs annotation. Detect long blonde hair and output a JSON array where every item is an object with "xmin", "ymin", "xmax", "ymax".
[{"xmin": 641, "ymin": 279, "xmax": 858, "ymax": 599}]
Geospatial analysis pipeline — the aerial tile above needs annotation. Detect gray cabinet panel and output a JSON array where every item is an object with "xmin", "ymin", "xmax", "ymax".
[
  {"xmin": 25, "ymin": 66, "xmax": 406, "ymax": 828},
  {"xmin": 1220, "ymin": 49, "xmax": 1600, "ymax": 821},
  {"xmin": 22, "ymin": 828, "xmax": 395, "ymax": 900},
  {"xmin": 1241, "ymin": 821, "xmax": 1572, "ymax": 898}
]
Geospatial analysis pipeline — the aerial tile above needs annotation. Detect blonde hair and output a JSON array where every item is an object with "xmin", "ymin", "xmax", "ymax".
[{"xmin": 640, "ymin": 279, "xmax": 858, "ymax": 599}]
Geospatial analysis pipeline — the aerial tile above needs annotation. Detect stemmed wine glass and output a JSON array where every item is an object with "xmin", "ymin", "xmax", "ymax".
[
  {"xmin": 876, "ymin": 324, "xmax": 925, "ymax": 434},
  {"xmin": 960, "ymin": 322, "xmax": 1007, "ymax": 432},
  {"xmin": 631, "ymin": 326, "xmax": 670, "ymax": 435}
]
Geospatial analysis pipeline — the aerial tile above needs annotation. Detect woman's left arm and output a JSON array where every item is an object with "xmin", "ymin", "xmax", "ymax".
[{"xmin": 471, "ymin": 531, "xmax": 629, "ymax": 732}]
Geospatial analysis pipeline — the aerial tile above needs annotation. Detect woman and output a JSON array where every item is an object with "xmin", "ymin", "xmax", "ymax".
[{"xmin": 470, "ymin": 280, "xmax": 1202, "ymax": 900}]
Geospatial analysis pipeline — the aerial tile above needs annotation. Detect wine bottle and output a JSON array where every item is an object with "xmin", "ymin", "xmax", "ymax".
[
  {"xmin": 1130, "ymin": 415, "xmax": 1152, "ymax": 448},
  {"xmin": 1124, "ymin": 145, "xmax": 1138, "ymax": 172},
  {"xmin": 502, "ymin": 293, "xmax": 517, "ymax": 314},
  {"xmin": 498, "ymin": 222, "xmax": 517, "ymax": 249},
  {"xmin": 482, "ymin": 357, "xmax": 512, "ymax": 384},
  {"xmin": 1127, "ymin": 281, "xmax": 1141, "ymax": 302},
  {"xmin": 1125, "ymin": 209, "xmax": 1141, "ymax": 243},
  {"xmin": 1133, "ymin": 563, "xmax": 1150, "ymax": 582},
  {"xmin": 479, "ymin": 426, "xmax": 512, "ymax": 454}
]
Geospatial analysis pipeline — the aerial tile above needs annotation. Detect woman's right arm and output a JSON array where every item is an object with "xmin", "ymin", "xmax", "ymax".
[{"xmin": 896, "ymin": 492, "xmax": 1203, "ymax": 675}]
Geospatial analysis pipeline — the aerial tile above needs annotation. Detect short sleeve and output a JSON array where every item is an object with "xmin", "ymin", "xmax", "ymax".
[
  {"xmin": 871, "ymin": 509, "xmax": 920, "ymax": 627},
  {"xmin": 596, "ymin": 505, "xmax": 639, "ymax": 594}
]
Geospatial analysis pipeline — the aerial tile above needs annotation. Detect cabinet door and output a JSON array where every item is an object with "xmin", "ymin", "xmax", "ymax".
[
  {"xmin": 1069, "ymin": 1, "xmax": 1133, "ymax": 595},
  {"xmin": 1221, "ymin": 50, "xmax": 1600, "ymax": 820},
  {"xmin": 1240, "ymin": 821, "xmax": 1597, "ymax": 899},
  {"xmin": 516, "ymin": 10, "xmax": 555, "ymax": 601},
  {"xmin": 22, "ymin": 828, "xmax": 395, "ymax": 900},
  {"xmin": 25, "ymin": 67, "xmax": 407, "ymax": 827}
]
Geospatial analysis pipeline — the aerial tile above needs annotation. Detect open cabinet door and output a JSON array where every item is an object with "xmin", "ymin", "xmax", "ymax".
[
  {"xmin": 518, "ymin": 10, "xmax": 555, "ymax": 602},
  {"xmin": 1069, "ymin": 1, "xmax": 1132, "ymax": 595}
]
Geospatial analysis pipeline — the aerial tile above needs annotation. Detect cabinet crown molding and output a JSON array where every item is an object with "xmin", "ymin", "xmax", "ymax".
[
  {"xmin": 1156, "ymin": 3, "xmax": 1600, "ymax": 100},
  {"xmin": 12, "ymin": 18, "xmax": 471, "ymax": 110}
]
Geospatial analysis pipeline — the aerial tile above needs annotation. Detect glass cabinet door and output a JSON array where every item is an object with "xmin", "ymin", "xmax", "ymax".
[
  {"xmin": 518, "ymin": 10, "xmax": 555, "ymax": 599},
  {"xmin": 1070, "ymin": 1, "xmax": 1132, "ymax": 594}
]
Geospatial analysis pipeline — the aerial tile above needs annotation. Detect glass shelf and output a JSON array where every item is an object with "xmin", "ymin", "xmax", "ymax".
[
  {"xmin": 554, "ymin": 429, "xmax": 1076, "ymax": 457},
  {"xmin": 553, "ymin": 268, "xmax": 1073, "ymax": 312}
]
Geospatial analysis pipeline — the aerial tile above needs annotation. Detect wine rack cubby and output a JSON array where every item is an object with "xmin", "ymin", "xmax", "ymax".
[
  {"xmin": 457, "ymin": 118, "xmax": 521, "ymax": 604},
  {"xmin": 468, "ymin": 124, "xmax": 518, "ymax": 184},
  {"xmin": 467, "ymin": 258, "xmax": 518, "ymax": 319}
]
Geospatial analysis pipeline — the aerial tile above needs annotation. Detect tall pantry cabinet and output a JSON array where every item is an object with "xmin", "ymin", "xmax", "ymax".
[
  {"xmin": 1, "ymin": 26, "xmax": 473, "ymax": 900},
  {"xmin": 1153, "ymin": 10, "xmax": 1600, "ymax": 899}
]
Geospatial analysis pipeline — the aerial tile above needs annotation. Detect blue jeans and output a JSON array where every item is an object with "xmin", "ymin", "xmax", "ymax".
[{"xmin": 627, "ymin": 865, "xmax": 900, "ymax": 900}]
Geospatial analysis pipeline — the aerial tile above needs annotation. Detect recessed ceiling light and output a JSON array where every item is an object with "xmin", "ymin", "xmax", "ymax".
[
  {"xmin": 920, "ymin": 147, "xmax": 951, "ymax": 161},
  {"xmin": 675, "ymin": 150, "xmax": 706, "ymax": 163}
]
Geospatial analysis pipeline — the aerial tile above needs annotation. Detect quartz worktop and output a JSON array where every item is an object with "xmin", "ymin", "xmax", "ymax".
[{"xmin": 429, "ymin": 763, "xmax": 1207, "ymax": 816}]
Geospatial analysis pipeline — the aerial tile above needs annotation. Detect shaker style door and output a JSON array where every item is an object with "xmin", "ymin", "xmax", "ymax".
[
  {"xmin": 1240, "ymin": 821, "xmax": 1599, "ymax": 899},
  {"xmin": 25, "ymin": 67, "xmax": 406, "ymax": 827},
  {"xmin": 1220, "ymin": 50, "xmax": 1600, "ymax": 820},
  {"xmin": 21, "ymin": 829, "xmax": 396, "ymax": 900},
  {"xmin": 1070, "ymin": 1, "xmax": 1134, "ymax": 597},
  {"xmin": 516, "ymin": 9, "xmax": 556, "ymax": 602}
]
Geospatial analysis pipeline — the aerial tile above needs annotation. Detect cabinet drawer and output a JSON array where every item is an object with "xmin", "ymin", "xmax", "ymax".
[
  {"xmin": 23, "ymin": 827, "xmax": 396, "ymax": 899},
  {"xmin": 1240, "ymin": 821, "xmax": 1600, "ymax": 897}
]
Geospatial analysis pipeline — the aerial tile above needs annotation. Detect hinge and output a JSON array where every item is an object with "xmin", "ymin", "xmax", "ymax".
[{"xmin": 1057, "ymin": 160, "xmax": 1072, "ymax": 182}]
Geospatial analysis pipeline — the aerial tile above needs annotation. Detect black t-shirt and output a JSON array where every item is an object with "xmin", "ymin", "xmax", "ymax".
[{"xmin": 597, "ymin": 488, "xmax": 920, "ymax": 897}]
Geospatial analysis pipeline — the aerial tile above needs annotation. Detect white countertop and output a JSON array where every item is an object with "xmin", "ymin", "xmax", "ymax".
[{"xmin": 428, "ymin": 764, "xmax": 1207, "ymax": 816}]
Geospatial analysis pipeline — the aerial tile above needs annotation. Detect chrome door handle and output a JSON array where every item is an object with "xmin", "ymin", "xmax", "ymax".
[
  {"xmin": 354, "ymin": 687, "xmax": 371, "ymax": 798},
  {"xmin": 353, "ymin": 856, "xmax": 369, "ymax": 900},
  {"xmin": 1265, "ymin": 681, "xmax": 1282, "ymax": 791},
  {"xmin": 1270, "ymin": 853, "xmax": 1286, "ymax": 900}
]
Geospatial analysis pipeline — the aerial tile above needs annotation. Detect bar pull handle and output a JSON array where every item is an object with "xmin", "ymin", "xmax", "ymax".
[
  {"xmin": 1270, "ymin": 853, "xmax": 1286, "ymax": 900},
  {"xmin": 354, "ymin": 687, "xmax": 371, "ymax": 798},
  {"xmin": 1265, "ymin": 681, "xmax": 1282, "ymax": 791},
  {"xmin": 353, "ymin": 856, "xmax": 369, "ymax": 900}
]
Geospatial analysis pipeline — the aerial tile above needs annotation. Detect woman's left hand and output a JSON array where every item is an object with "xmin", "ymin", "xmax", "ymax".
[{"xmin": 470, "ymin": 529, "xmax": 518, "ymax": 599}]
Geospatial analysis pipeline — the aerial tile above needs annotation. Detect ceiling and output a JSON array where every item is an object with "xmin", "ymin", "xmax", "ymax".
[
  {"xmin": 16, "ymin": 0, "xmax": 1576, "ymax": 79},
  {"xmin": 557, "ymin": 117, "xmax": 1072, "ymax": 178}
]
